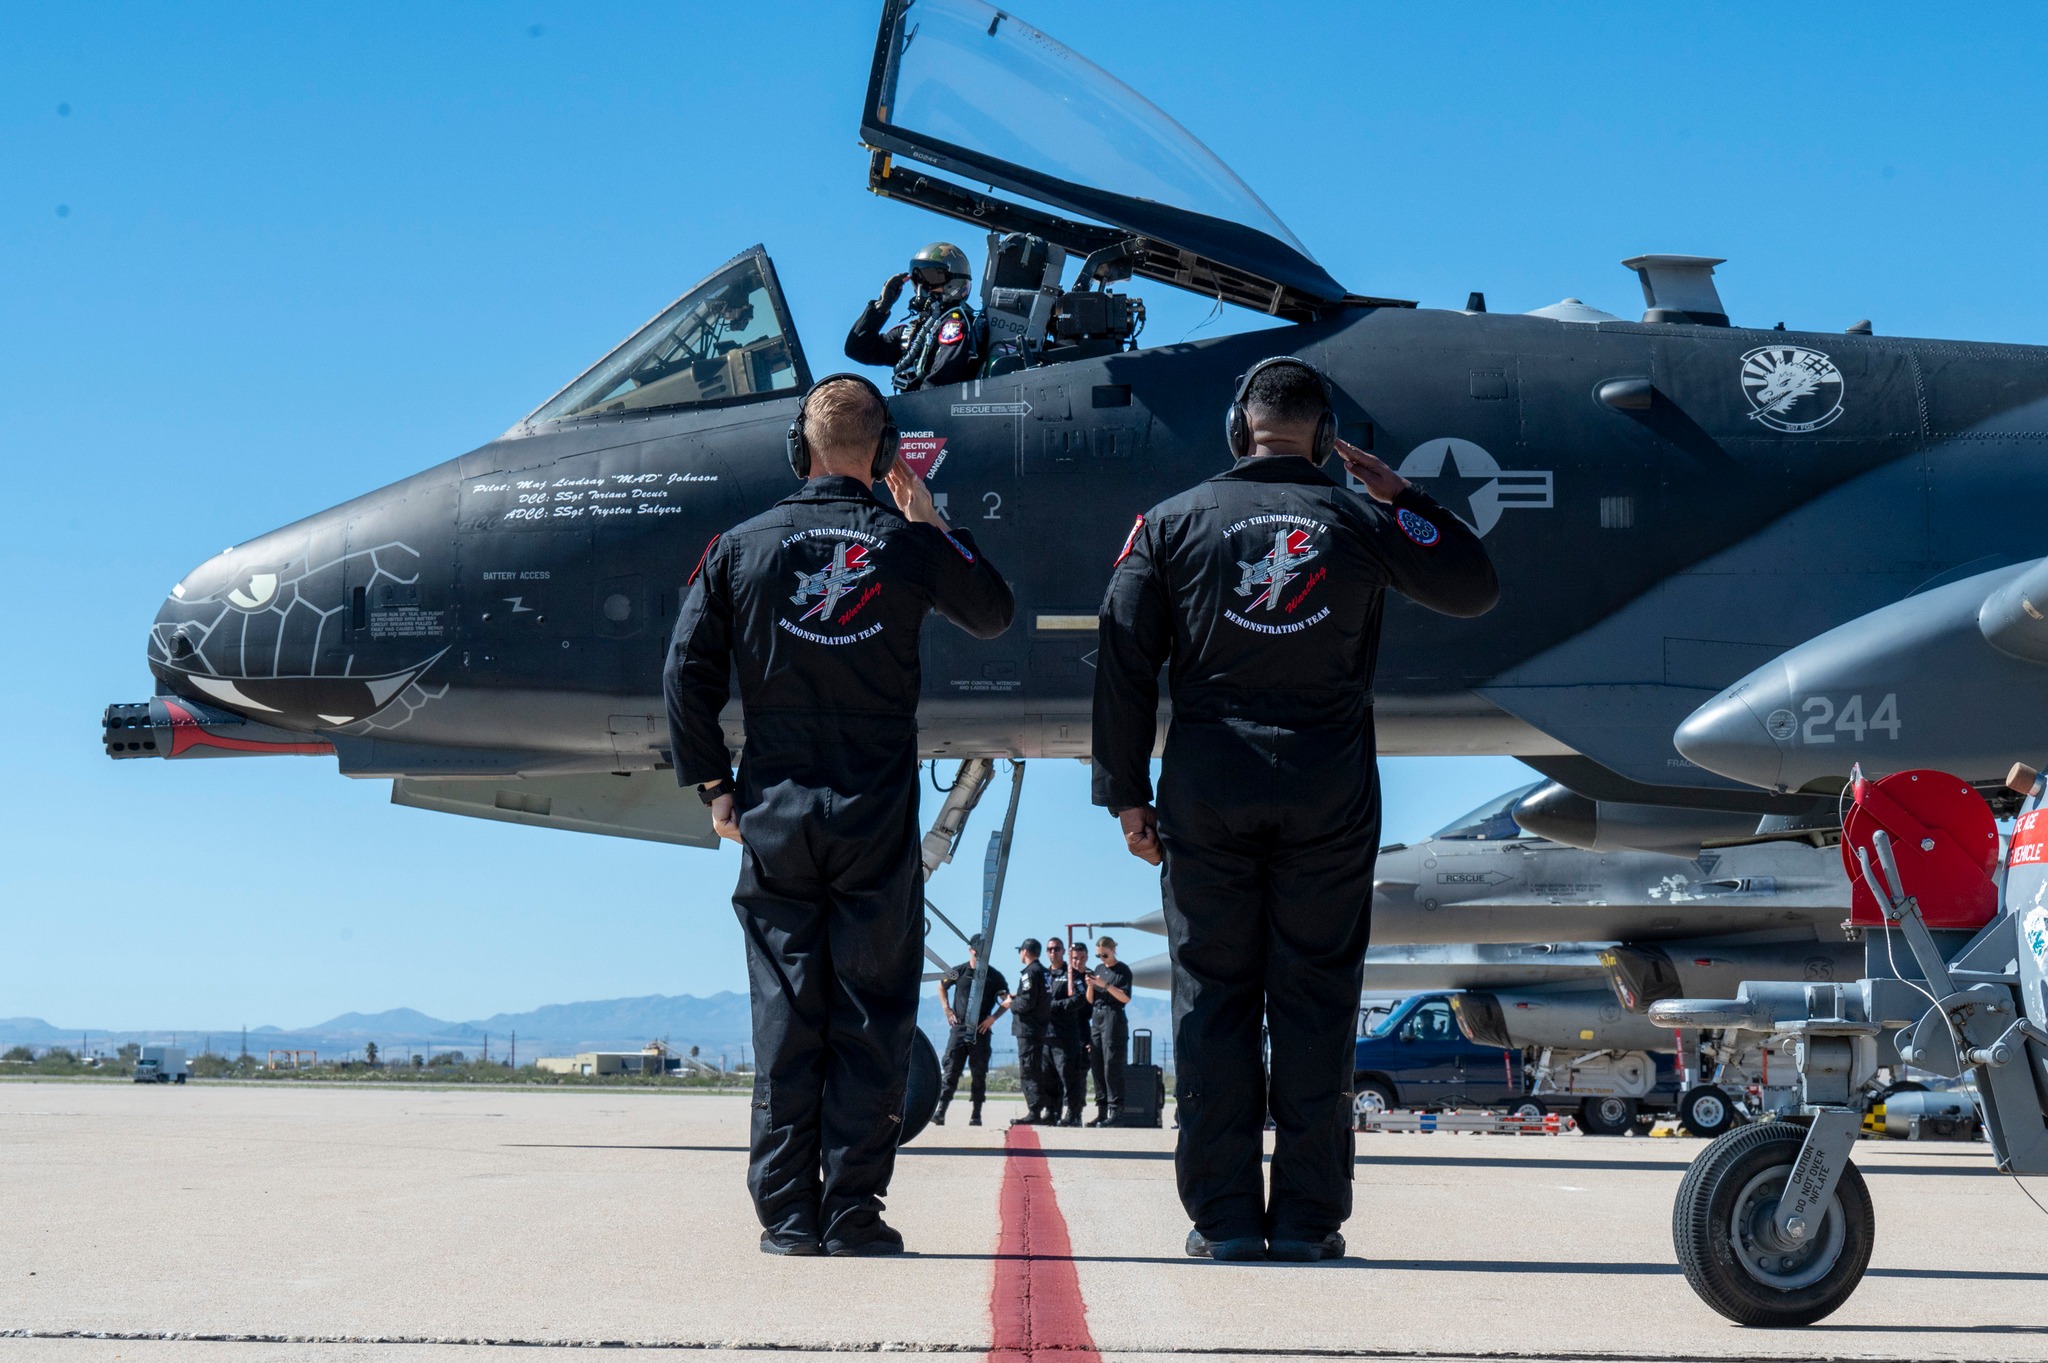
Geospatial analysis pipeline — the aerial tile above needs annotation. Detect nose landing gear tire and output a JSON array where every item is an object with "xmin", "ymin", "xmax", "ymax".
[
  {"xmin": 899, "ymin": 1028, "xmax": 942, "ymax": 1145},
  {"xmin": 1672, "ymin": 1122, "xmax": 1873, "ymax": 1327}
]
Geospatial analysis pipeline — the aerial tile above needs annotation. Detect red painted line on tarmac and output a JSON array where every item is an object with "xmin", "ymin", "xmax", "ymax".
[{"xmin": 989, "ymin": 1124, "xmax": 1100, "ymax": 1363}]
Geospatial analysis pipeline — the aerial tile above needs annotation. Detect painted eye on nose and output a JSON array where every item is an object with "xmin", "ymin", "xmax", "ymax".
[{"xmin": 226, "ymin": 572, "xmax": 280, "ymax": 610}]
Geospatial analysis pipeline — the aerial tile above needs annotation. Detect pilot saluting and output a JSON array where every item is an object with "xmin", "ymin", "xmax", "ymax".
[
  {"xmin": 665, "ymin": 374, "xmax": 1014, "ymax": 1256},
  {"xmin": 845, "ymin": 242, "xmax": 980, "ymax": 392},
  {"xmin": 1091, "ymin": 358, "xmax": 1498, "ymax": 1263}
]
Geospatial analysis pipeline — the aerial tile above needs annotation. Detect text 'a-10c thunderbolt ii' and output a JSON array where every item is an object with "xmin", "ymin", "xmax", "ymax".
[{"xmin": 103, "ymin": 0, "xmax": 2048, "ymax": 857}]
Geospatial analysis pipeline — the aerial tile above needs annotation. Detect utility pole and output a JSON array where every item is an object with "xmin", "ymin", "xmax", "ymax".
[
  {"xmin": 241, "ymin": 1026, "xmax": 248, "ymax": 1061},
  {"xmin": 509, "ymin": 1030, "xmax": 516, "ymax": 1070}
]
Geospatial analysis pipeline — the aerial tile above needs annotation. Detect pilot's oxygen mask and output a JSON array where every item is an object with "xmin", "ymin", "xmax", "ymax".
[{"xmin": 979, "ymin": 231, "xmax": 1145, "ymax": 377}]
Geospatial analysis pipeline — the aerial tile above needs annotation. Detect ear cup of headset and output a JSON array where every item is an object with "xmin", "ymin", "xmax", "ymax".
[
  {"xmin": 786, "ymin": 420, "xmax": 809, "ymax": 479},
  {"xmin": 872, "ymin": 426, "xmax": 900, "ymax": 480},
  {"xmin": 1310, "ymin": 409, "xmax": 1337, "ymax": 466},
  {"xmin": 1225, "ymin": 401, "xmax": 1252, "ymax": 461}
]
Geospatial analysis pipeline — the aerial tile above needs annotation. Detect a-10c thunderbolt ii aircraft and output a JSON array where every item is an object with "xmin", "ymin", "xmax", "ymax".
[
  {"xmin": 1121, "ymin": 782, "xmax": 1856, "ymax": 1129},
  {"xmin": 102, "ymin": 0, "xmax": 2048, "ymax": 865}
]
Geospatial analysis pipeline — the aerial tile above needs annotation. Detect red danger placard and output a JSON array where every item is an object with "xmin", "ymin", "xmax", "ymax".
[{"xmin": 898, "ymin": 432, "xmax": 948, "ymax": 479}]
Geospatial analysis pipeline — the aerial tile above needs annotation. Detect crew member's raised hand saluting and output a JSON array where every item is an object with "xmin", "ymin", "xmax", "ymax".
[{"xmin": 1334, "ymin": 438, "xmax": 1409, "ymax": 504}]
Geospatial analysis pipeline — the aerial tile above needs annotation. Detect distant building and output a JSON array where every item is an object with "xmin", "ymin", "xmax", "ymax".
[{"xmin": 536, "ymin": 1045, "xmax": 671, "ymax": 1077}]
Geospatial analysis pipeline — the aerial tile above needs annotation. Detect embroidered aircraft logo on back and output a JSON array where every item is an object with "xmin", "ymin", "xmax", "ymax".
[
  {"xmin": 791, "ymin": 541, "xmax": 875, "ymax": 621},
  {"xmin": 1235, "ymin": 529, "xmax": 1318, "ymax": 611}
]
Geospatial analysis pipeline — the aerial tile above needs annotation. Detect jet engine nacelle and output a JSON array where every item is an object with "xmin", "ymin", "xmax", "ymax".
[{"xmin": 1675, "ymin": 561, "xmax": 2048, "ymax": 792}]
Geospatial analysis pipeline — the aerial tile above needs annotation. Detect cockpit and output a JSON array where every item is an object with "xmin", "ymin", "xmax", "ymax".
[
  {"xmin": 524, "ymin": 252, "xmax": 807, "ymax": 425},
  {"xmin": 1431, "ymin": 782, "xmax": 1543, "ymax": 842},
  {"xmin": 514, "ymin": 0, "xmax": 1407, "ymax": 433}
]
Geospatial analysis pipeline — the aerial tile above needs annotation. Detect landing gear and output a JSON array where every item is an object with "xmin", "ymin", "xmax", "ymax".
[
  {"xmin": 1678, "ymin": 1084, "xmax": 1739, "ymax": 1138},
  {"xmin": 899, "ymin": 1028, "xmax": 942, "ymax": 1144},
  {"xmin": 1505, "ymin": 1098, "xmax": 1545, "ymax": 1122},
  {"xmin": 1672, "ymin": 1122, "xmax": 1873, "ymax": 1327},
  {"xmin": 1577, "ymin": 1095, "xmax": 1636, "ymax": 1136}
]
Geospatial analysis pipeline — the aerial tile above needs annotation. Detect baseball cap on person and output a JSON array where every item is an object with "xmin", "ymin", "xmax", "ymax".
[{"xmin": 1016, "ymin": 938, "xmax": 1042, "ymax": 955}]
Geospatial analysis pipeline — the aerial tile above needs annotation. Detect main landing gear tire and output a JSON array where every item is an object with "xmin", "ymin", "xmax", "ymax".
[
  {"xmin": 1578, "ymin": 1095, "xmax": 1637, "ymax": 1136},
  {"xmin": 1506, "ymin": 1098, "xmax": 1545, "ymax": 1122},
  {"xmin": 1679, "ymin": 1084, "xmax": 1739, "ymax": 1138},
  {"xmin": 899, "ymin": 1028, "xmax": 941, "ymax": 1145},
  {"xmin": 1672, "ymin": 1122, "xmax": 1874, "ymax": 1327},
  {"xmin": 1353, "ymin": 1080, "xmax": 1396, "ymax": 1128}
]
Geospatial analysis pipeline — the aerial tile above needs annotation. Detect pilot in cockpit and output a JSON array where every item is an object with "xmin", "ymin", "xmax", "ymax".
[{"xmin": 844, "ymin": 241, "xmax": 981, "ymax": 393}]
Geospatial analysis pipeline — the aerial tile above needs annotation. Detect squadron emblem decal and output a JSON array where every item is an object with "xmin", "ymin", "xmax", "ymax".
[
  {"xmin": 783, "ymin": 532, "xmax": 884, "ymax": 644},
  {"xmin": 1224, "ymin": 515, "xmax": 1329, "ymax": 634},
  {"xmin": 1740, "ymin": 345, "xmax": 1846, "ymax": 433}
]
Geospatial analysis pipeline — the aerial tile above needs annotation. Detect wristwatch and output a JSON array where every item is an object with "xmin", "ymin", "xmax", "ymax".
[{"xmin": 696, "ymin": 777, "xmax": 735, "ymax": 805}]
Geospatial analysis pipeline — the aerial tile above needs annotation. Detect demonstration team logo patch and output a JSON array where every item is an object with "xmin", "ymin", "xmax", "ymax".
[
  {"xmin": 1223, "ymin": 514, "xmax": 1330, "ymax": 635},
  {"xmin": 1397, "ymin": 507, "xmax": 1441, "ymax": 546},
  {"xmin": 782, "ymin": 530, "xmax": 885, "ymax": 645}
]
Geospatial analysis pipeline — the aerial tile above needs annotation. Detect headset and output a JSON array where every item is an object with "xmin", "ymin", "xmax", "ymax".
[
  {"xmin": 1225, "ymin": 355, "xmax": 1337, "ymax": 466},
  {"xmin": 787, "ymin": 372, "xmax": 900, "ymax": 480}
]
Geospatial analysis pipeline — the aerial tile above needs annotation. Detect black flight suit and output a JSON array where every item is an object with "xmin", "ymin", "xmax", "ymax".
[
  {"xmin": 1087, "ymin": 959, "xmax": 1133, "ymax": 1122},
  {"xmin": 1092, "ymin": 457, "xmax": 1496, "ymax": 1244},
  {"xmin": 1047, "ymin": 965, "xmax": 1089, "ymax": 1123},
  {"xmin": 936, "ymin": 962, "xmax": 1010, "ymax": 1118},
  {"xmin": 1008, "ymin": 958, "xmax": 1053, "ymax": 1118},
  {"xmin": 666, "ymin": 475, "xmax": 1014, "ymax": 1248},
  {"xmin": 845, "ymin": 298, "xmax": 981, "ymax": 393}
]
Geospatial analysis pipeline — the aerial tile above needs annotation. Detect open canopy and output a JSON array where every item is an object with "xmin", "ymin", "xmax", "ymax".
[{"xmin": 861, "ymin": 0, "xmax": 1403, "ymax": 318}]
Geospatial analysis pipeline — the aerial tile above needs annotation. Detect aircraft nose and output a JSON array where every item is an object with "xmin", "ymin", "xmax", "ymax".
[{"xmin": 1673, "ymin": 668, "xmax": 1796, "ymax": 790}]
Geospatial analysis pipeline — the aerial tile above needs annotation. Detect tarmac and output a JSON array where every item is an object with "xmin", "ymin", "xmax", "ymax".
[{"xmin": 4, "ymin": 1081, "xmax": 2047, "ymax": 1363}]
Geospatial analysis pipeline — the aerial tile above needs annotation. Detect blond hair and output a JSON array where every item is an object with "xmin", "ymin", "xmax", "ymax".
[{"xmin": 805, "ymin": 379, "xmax": 886, "ymax": 461}]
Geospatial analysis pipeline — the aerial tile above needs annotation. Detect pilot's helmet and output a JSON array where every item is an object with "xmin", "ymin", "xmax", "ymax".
[{"xmin": 909, "ymin": 241, "xmax": 972, "ymax": 306}]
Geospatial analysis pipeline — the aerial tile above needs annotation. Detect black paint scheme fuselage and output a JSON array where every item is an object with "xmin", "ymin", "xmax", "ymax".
[{"xmin": 145, "ymin": 289, "xmax": 2048, "ymax": 794}]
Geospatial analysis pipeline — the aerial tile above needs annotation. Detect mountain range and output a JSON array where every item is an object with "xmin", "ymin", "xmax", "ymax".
[{"xmin": 0, "ymin": 990, "xmax": 1171, "ymax": 1064}]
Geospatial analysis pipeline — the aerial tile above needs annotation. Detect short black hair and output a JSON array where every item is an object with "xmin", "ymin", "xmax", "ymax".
[{"xmin": 1243, "ymin": 361, "xmax": 1328, "ymax": 427}]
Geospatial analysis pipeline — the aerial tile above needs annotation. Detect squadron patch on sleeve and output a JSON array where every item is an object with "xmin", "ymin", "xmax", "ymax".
[
  {"xmin": 942, "ymin": 530, "xmax": 975, "ymax": 563},
  {"xmin": 1397, "ymin": 508, "xmax": 1441, "ymax": 546},
  {"xmin": 1114, "ymin": 514, "xmax": 1146, "ymax": 566},
  {"xmin": 938, "ymin": 315, "xmax": 966, "ymax": 346}
]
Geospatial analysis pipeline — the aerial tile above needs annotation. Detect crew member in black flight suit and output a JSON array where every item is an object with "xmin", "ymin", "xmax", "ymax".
[
  {"xmin": 845, "ymin": 242, "xmax": 980, "ymax": 393},
  {"xmin": 1066, "ymin": 938, "xmax": 1098, "ymax": 1124},
  {"xmin": 1084, "ymin": 936, "xmax": 1133, "ymax": 1126},
  {"xmin": 666, "ymin": 374, "xmax": 1015, "ymax": 1258},
  {"xmin": 1045, "ymin": 938, "xmax": 1086, "ymax": 1126},
  {"xmin": 1091, "ymin": 357, "xmax": 1498, "ymax": 1264},
  {"xmin": 1008, "ymin": 938, "xmax": 1054, "ymax": 1124},
  {"xmin": 933, "ymin": 937, "xmax": 1009, "ymax": 1128}
]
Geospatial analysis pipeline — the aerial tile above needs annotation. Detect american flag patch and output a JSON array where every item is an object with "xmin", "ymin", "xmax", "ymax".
[{"xmin": 1114, "ymin": 514, "xmax": 1145, "ymax": 566}]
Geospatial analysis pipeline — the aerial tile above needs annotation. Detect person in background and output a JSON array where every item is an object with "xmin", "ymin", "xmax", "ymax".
[
  {"xmin": 1048, "ymin": 937, "xmax": 1090, "ymax": 1127},
  {"xmin": 933, "ymin": 937, "xmax": 1009, "ymax": 1128},
  {"xmin": 1009, "ymin": 938, "xmax": 1054, "ymax": 1124},
  {"xmin": 1085, "ymin": 936, "xmax": 1133, "ymax": 1127}
]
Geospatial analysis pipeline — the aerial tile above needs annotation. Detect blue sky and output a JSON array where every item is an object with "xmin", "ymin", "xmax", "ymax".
[{"xmin": 6, "ymin": 3, "xmax": 2047, "ymax": 1031}]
